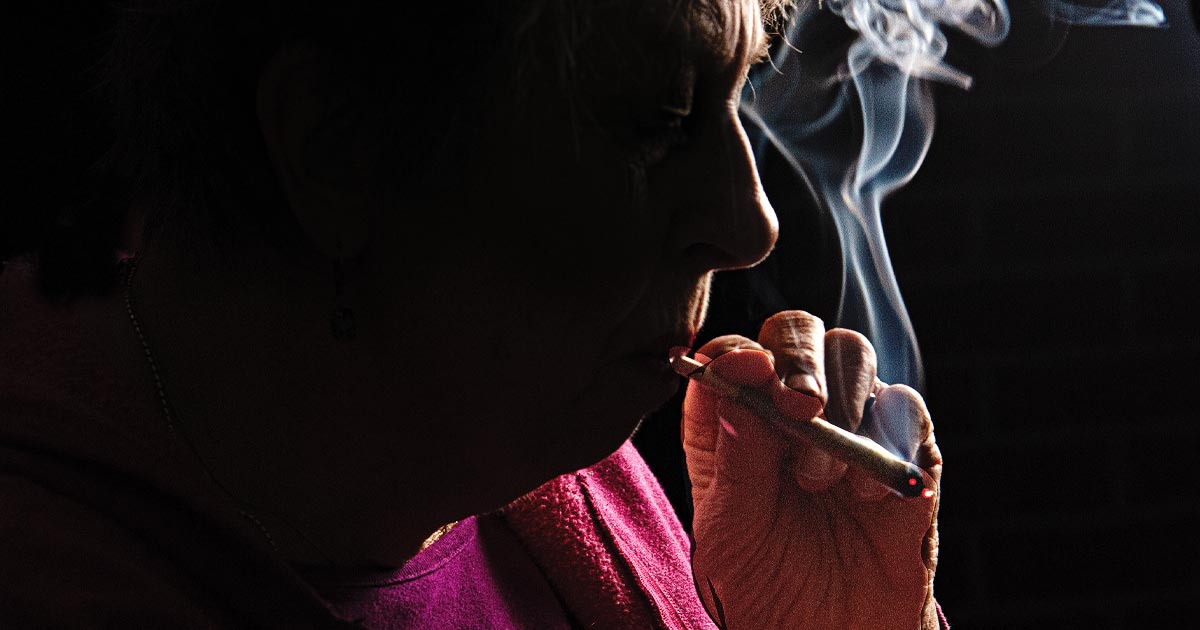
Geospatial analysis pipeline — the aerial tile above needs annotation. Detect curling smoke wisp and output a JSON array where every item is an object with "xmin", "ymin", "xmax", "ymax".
[
  {"xmin": 741, "ymin": 0, "xmax": 1164, "ymax": 387},
  {"xmin": 1041, "ymin": 0, "xmax": 1166, "ymax": 26}
]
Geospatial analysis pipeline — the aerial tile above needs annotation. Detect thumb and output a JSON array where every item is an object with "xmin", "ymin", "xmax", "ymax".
[{"xmin": 683, "ymin": 348, "xmax": 793, "ymax": 513}]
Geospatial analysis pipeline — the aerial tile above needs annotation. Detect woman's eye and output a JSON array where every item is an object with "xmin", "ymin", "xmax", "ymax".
[{"xmin": 633, "ymin": 107, "xmax": 690, "ymax": 148}]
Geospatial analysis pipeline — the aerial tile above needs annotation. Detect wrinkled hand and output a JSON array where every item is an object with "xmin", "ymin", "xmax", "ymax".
[{"xmin": 684, "ymin": 311, "xmax": 942, "ymax": 630}]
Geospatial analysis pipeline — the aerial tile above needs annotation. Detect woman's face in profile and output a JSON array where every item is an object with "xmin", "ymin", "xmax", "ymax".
[{"xmin": 362, "ymin": 0, "xmax": 777, "ymax": 497}]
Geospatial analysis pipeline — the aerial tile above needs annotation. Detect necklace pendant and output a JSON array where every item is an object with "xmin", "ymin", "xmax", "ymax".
[{"xmin": 330, "ymin": 306, "xmax": 356, "ymax": 341}]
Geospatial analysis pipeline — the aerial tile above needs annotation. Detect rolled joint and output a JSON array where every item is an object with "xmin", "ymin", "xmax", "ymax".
[{"xmin": 669, "ymin": 350, "xmax": 931, "ymax": 498}]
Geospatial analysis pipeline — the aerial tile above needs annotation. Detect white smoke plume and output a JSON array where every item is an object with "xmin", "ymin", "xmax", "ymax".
[{"xmin": 741, "ymin": 0, "xmax": 1164, "ymax": 387}]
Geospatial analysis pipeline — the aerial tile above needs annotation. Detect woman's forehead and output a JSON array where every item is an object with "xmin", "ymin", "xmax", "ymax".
[
  {"xmin": 685, "ymin": 0, "xmax": 768, "ymax": 70},
  {"xmin": 591, "ymin": 0, "xmax": 767, "ymax": 82},
  {"xmin": 501, "ymin": 0, "xmax": 771, "ymax": 137}
]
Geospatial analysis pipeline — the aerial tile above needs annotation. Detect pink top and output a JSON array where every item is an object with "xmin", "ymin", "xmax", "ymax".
[{"xmin": 298, "ymin": 516, "xmax": 573, "ymax": 628}]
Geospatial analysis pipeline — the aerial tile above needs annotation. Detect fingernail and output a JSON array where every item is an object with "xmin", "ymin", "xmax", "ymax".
[
  {"xmin": 785, "ymin": 373, "xmax": 821, "ymax": 397},
  {"xmin": 863, "ymin": 394, "xmax": 876, "ymax": 417}
]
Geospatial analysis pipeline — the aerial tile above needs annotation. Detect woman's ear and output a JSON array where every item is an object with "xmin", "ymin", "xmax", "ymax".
[{"xmin": 256, "ymin": 43, "xmax": 371, "ymax": 259}]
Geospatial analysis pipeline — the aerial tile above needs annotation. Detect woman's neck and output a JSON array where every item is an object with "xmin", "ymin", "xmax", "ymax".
[{"xmin": 125, "ymin": 241, "xmax": 463, "ymax": 567}]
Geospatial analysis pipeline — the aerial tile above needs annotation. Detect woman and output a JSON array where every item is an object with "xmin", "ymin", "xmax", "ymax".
[{"xmin": 1, "ymin": 0, "xmax": 943, "ymax": 627}]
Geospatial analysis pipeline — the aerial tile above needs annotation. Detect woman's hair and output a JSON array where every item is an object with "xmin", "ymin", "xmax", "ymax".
[
  {"xmin": 4, "ymin": 1, "xmax": 791, "ymax": 298},
  {"xmin": 8, "ymin": 2, "xmax": 525, "ymax": 296}
]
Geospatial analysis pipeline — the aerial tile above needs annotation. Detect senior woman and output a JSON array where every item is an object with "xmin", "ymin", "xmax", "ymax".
[{"xmin": 1, "ymin": 0, "xmax": 943, "ymax": 628}]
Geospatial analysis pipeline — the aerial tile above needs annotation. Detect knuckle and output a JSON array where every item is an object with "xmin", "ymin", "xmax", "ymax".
[
  {"xmin": 824, "ymin": 328, "xmax": 876, "ymax": 361},
  {"xmin": 824, "ymin": 328, "xmax": 878, "ymax": 385},
  {"xmin": 758, "ymin": 311, "xmax": 824, "ymax": 375},
  {"xmin": 762, "ymin": 310, "xmax": 824, "ymax": 334},
  {"xmin": 876, "ymin": 383, "xmax": 926, "ymax": 411}
]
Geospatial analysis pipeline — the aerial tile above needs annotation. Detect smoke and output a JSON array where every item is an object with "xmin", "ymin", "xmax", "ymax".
[
  {"xmin": 740, "ymin": 0, "xmax": 1164, "ymax": 387},
  {"xmin": 1041, "ymin": 0, "xmax": 1166, "ymax": 26}
]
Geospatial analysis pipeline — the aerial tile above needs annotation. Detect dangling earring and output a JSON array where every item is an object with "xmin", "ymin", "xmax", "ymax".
[{"xmin": 329, "ymin": 257, "xmax": 356, "ymax": 341}]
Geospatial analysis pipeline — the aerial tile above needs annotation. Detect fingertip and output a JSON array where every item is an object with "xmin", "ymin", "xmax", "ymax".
[
  {"xmin": 869, "ymin": 385, "xmax": 932, "ymax": 461},
  {"xmin": 763, "ymin": 310, "xmax": 825, "ymax": 331},
  {"xmin": 759, "ymin": 311, "xmax": 827, "ymax": 402},
  {"xmin": 824, "ymin": 328, "xmax": 876, "ymax": 357},
  {"xmin": 696, "ymin": 335, "xmax": 767, "ymax": 361},
  {"xmin": 704, "ymin": 348, "xmax": 778, "ymax": 387},
  {"xmin": 823, "ymin": 329, "xmax": 878, "ymax": 433},
  {"xmin": 783, "ymin": 373, "xmax": 821, "ymax": 398},
  {"xmin": 875, "ymin": 384, "xmax": 931, "ymax": 421},
  {"xmin": 914, "ymin": 441, "xmax": 943, "ymax": 480}
]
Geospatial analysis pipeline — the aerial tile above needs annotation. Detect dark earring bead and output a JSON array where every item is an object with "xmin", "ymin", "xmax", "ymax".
[{"xmin": 330, "ymin": 306, "xmax": 356, "ymax": 340}]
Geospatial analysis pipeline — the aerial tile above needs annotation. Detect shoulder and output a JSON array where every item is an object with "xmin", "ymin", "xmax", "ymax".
[
  {"xmin": 0, "ymin": 272, "xmax": 219, "ymax": 625},
  {"xmin": 0, "ymin": 474, "xmax": 224, "ymax": 628}
]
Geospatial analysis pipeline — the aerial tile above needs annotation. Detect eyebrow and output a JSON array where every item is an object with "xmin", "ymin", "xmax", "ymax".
[{"xmin": 748, "ymin": 25, "xmax": 771, "ymax": 66}]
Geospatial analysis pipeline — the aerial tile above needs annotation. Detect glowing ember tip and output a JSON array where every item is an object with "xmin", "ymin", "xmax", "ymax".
[{"xmin": 922, "ymin": 488, "xmax": 936, "ymax": 499}]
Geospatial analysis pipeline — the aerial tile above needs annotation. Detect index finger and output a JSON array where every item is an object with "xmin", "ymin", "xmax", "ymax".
[{"xmin": 758, "ymin": 311, "xmax": 826, "ymax": 403}]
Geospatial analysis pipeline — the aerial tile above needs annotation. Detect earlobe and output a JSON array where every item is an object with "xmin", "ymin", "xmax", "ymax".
[{"xmin": 256, "ymin": 43, "xmax": 370, "ymax": 259}]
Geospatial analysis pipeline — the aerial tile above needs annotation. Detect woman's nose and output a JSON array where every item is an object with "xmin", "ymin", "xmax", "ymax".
[{"xmin": 668, "ymin": 110, "xmax": 779, "ymax": 274}]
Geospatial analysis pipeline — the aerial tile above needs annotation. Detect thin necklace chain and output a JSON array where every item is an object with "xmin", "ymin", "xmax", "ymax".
[
  {"xmin": 122, "ymin": 258, "xmax": 453, "ymax": 564},
  {"xmin": 121, "ymin": 257, "xmax": 281, "ymax": 553}
]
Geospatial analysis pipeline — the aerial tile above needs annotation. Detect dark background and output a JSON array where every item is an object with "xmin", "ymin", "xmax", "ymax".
[{"xmin": 637, "ymin": 0, "xmax": 1200, "ymax": 627}]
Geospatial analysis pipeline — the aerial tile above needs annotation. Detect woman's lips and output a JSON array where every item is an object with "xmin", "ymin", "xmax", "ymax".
[{"xmin": 642, "ymin": 332, "xmax": 697, "ymax": 358}]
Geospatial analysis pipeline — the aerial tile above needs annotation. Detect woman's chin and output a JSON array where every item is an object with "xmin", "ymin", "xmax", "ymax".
[{"xmin": 537, "ymin": 355, "xmax": 680, "ymax": 471}]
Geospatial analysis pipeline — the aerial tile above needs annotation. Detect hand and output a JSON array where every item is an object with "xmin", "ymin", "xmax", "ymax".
[{"xmin": 683, "ymin": 311, "xmax": 942, "ymax": 630}]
